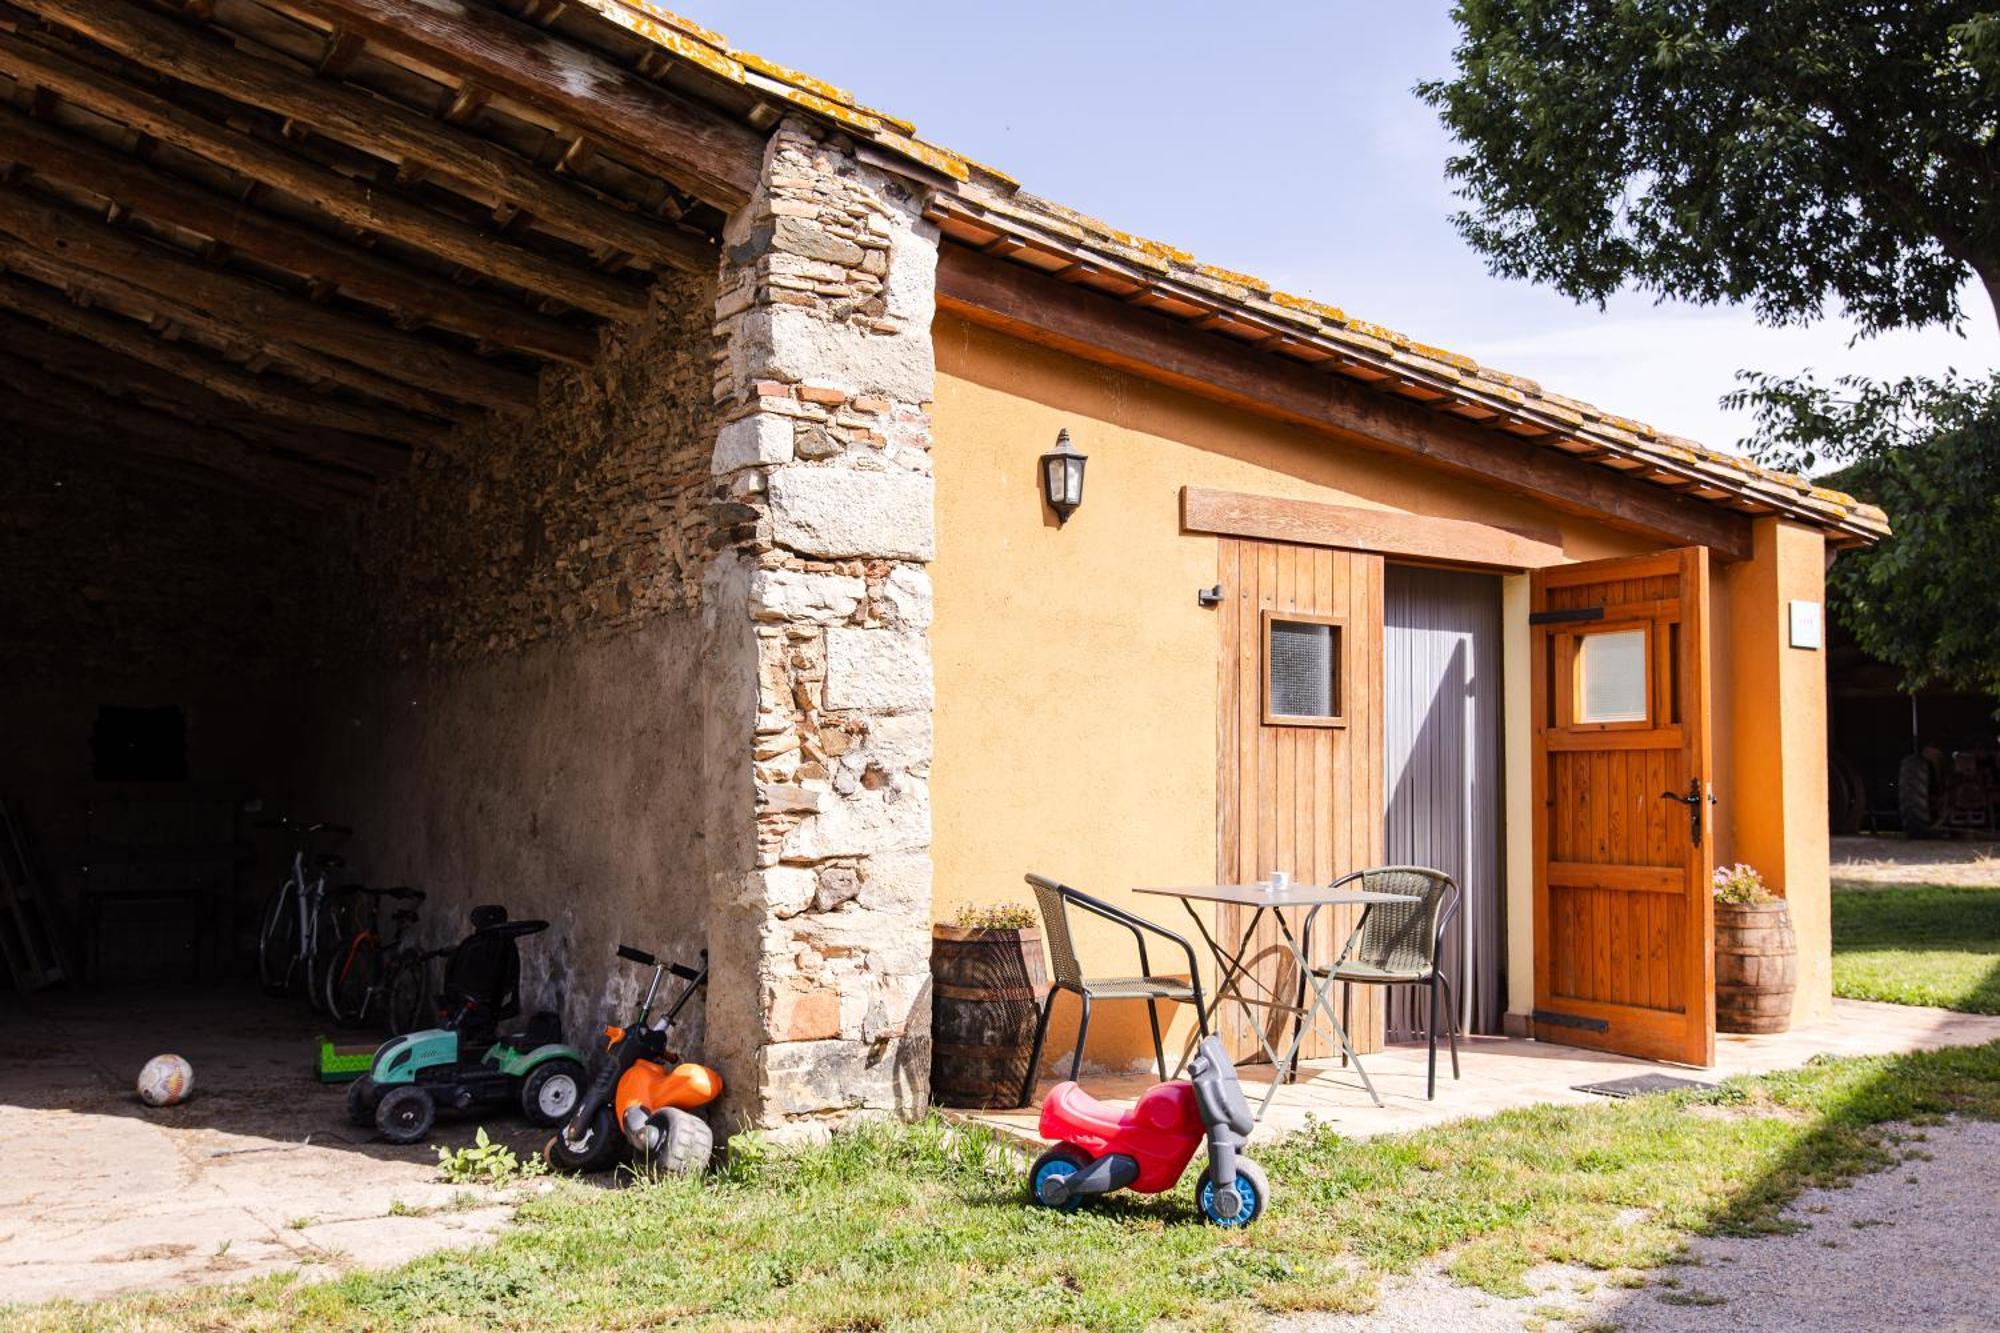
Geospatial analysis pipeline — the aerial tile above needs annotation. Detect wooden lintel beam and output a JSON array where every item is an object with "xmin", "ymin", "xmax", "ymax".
[
  {"xmin": 0, "ymin": 352, "xmax": 366, "ymax": 504},
  {"xmin": 15, "ymin": 0, "xmax": 717, "ymax": 276},
  {"xmin": 0, "ymin": 186, "xmax": 538, "ymax": 411},
  {"xmin": 1181, "ymin": 486, "xmax": 1568, "ymax": 570},
  {"xmin": 0, "ymin": 30, "xmax": 649, "ymax": 320},
  {"xmin": 936, "ymin": 246, "xmax": 1753, "ymax": 560},
  {"xmin": 0, "ymin": 308, "xmax": 409, "ymax": 476},
  {"xmin": 0, "ymin": 270, "xmax": 439, "ymax": 450},
  {"xmin": 278, "ymin": 0, "xmax": 762, "ymax": 210},
  {"xmin": 0, "ymin": 102, "xmax": 599, "ymax": 365}
]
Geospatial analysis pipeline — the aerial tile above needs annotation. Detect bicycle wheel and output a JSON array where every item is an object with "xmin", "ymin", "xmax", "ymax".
[
  {"xmin": 256, "ymin": 882, "xmax": 300, "ymax": 995},
  {"xmin": 304, "ymin": 897, "xmax": 343, "ymax": 1014},
  {"xmin": 326, "ymin": 933, "xmax": 382, "ymax": 1027},
  {"xmin": 383, "ymin": 951, "xmax": 432, "ymax": 1036}
]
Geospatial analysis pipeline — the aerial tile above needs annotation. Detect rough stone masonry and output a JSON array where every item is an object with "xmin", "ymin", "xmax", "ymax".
[{"xmin": 703, "ymin": 119, "xmax": 941, "ymax": 1131}]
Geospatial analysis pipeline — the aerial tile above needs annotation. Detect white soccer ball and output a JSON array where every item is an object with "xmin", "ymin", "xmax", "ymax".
[{"xmin": 137, "ymin": 1054, "xmax": 193, "ymax": 1107}]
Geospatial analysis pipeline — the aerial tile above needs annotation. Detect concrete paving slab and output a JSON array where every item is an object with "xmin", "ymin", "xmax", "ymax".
[{"xmin": 0, "ymin": 984, "xmax": 559, "ymax": 1308}]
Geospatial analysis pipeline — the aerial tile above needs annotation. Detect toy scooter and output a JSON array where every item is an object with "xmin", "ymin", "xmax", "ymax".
[
  {"xmin": 348, "ymin": 906, "xmax": 587, "ymax": 1145},
  {"xmin": 545, "ymin": 944, "xmax": 722, "ymax": 1175},
  {"xmin": 1028, "ymin": 1034, "xmax": 1269, "ymax": 1226}
]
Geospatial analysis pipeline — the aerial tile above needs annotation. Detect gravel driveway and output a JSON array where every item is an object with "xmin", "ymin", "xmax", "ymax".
[{"xmin": 1280, "ymin": 1117, "xmax": 2000, "ymax": 1332}]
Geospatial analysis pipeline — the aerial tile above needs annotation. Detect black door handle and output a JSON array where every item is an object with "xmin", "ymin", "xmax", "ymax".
[{"xmin": 1659, "ymin": 778, "xmax": 1711, "ymax": 847}]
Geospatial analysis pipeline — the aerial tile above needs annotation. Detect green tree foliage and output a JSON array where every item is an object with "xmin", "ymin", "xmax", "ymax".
[
  {"xmin": 1418, "ymin": 2, "xmax": 2000, "ymax": 336},
  {"xmin": 1730, "ymin": 372, "xmax": 2000, "ymax": 698}
]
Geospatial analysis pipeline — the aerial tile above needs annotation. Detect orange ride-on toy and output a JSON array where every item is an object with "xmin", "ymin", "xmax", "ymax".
[{"xmin": 545, "ymin": 945, "xmax": 721, "ymax": 1175}]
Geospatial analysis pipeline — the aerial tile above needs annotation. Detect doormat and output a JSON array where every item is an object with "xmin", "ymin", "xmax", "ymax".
[{"xmin": 1572, "ymin": 1073, "xmax": 1718, "ymax": 1100}]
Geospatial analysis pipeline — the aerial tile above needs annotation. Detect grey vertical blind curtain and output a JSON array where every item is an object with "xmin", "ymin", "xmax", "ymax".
[{"xmin": 1383, "ymin": 565, "xmax": 1505, "ymax": 1037}]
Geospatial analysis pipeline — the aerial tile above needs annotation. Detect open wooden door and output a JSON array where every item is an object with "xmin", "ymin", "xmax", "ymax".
[{"xmin": 1531, "ymin": 548, "xmax": 1714, "ymax": 1065}]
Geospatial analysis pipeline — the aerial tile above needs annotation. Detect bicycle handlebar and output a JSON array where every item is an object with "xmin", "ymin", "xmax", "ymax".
[{"xmin": 253, "ymin": 817, "xmax": 354, "ymax": 837}]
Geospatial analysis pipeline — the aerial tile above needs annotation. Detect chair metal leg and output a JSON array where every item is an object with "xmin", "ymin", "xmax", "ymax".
[
  {"xmin": 1439, "ymin": 970, "xmax": 1462, "ymax": 1079},
  {"xmin": 1340, "ymin": 984, "xmax": 1352, "ymax": 1067},
  {"xmin": 1145, "ymin": 999, "xmax": 1168, "ymax": 1083},
  {"xmin": 1069, "ymin": 991, "xmax": 1092, "ymax": 1084},
  {"xmin": 1287, "ymin": 968, "xmax": 1309, "ymax": 1077},
  {"xmin": 1427, "ymin": 975, "xmax": 1440, "ymax": 1100},
  {"xmin": 1018, "ymin": 987, "xmax": 1060, "ymax": 1108}
]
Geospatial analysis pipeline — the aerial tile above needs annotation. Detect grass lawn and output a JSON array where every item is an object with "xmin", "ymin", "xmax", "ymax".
[
  {"xmin": 1831, "ymin": 884, "xmax": 2000, "ymax": 1015},
  {"xmin": 10, "ymin": 1041, "xmax": 2000, "ymax": 1332}
]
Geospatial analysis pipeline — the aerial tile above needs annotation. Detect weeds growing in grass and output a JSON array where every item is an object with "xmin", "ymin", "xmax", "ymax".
[
  {"xmin": 435, "ymin": 1127, "xmax": 548, "ymax": 1187},
  {"xmin": 11, "ymin": 1043, "xmax": 1999, "ymax": 1331}
]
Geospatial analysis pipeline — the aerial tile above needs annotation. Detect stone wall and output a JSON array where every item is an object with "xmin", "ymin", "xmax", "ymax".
[
  {"xmin": 0, "ymin": 438, "xmax": 314, "ymax": 923},
  {"xmin": 299, "ymin": 268, "xmax": 727, "ymax": 1042},
  {"xmin": 1, "ymin": 435, "xmax": 311, "ymax": 687},
  {"xmin": 314, "ymin": 271, "xmax": 719, "ymax": 668},
  {"xmin": 704, "ymin": 121, "xmax": 940, "ymax": 1130}
]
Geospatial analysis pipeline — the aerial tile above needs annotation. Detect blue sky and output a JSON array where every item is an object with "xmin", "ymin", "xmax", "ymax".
[{"xmin": 668, "ymin": 1, "xmax": 1998, "ymax": 453}]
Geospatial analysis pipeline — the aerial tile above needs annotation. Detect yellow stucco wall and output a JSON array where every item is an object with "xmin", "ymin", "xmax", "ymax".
[
  {"xmin": 1715, "ymin": 519, "xmax": 1833, "ymax": 1023},
  {"xmin": 932, "ymin": 315, "xmax": 1655, "ymax": 1072},
  {"xmin": 931, "ymin": 314, "xmax": 1833, "ymax": 1069}
]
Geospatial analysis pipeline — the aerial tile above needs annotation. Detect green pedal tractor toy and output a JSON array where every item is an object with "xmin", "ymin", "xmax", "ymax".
[{"xmin": 347, "ymin": 906, "xmax": 586, "ymax": 1145}]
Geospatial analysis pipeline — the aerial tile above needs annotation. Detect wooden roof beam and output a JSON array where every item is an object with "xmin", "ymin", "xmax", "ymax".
[
  {"xmin": 0, "ymin": 185, "xmax": 538, "ymax": 411},
  {"xmin": 0, "ymin": 269, "xmax": 441, "ymax": 449},
  {"xmin": 0, "ymin": 102, "xmax": 600, "ymax": 365},
  {"xmin": 0, "ymin": 351, "xmax": 368, "ymax": 504},
  {"xmin": 937, "ymin": 245, "xmax": 1752, "ymax": 560},
  {"xmin": 2, "ymin": 243, "xmax": 476, "ymax": 422},
  {"xmin": 0, "ymin": 30, "xmax": 648, "ymax": 321},
  {"xmin": 14, "ymin": 0, "xmax": 717, "ymax": 276},
  {"xmin": 0, "ymin": 308, "xmax": 408, "ymax": 476},
  {"xmin": 275, "ymin": 0, "xmax": 762, "ymax": 211}
]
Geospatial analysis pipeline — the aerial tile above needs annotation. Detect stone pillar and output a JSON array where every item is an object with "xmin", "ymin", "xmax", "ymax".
[{"xmin": 704, "ymin": 120, "xmax": 938, "ymax": 1131}]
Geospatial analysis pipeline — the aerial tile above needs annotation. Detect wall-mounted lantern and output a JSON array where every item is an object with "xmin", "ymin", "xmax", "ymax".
[{"xmin": 1039, "ymin": 428, "xmax": 1087, "ymax": 525}]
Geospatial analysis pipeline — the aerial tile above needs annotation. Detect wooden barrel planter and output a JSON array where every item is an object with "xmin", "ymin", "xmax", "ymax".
[
  {"xmin": 1714, "ymin": 900, "xmax": 1797, "ymax": 1034},
  {"xmin": 931, "ymin": 924, "xmax": 1047, "ymax": 1109}
]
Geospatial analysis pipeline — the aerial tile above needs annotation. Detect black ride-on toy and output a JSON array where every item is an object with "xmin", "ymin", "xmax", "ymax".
[{"xmin": 346, "ymin": 906, "xmax": 587, "ymax": 1145}]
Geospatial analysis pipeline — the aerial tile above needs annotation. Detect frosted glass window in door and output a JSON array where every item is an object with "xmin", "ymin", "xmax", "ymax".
[
  {"xmin": 1266, "ymin": 617, "xmax": 1343, "ymax": 722},
  {"xmin": 1576, "ymin": 628, "xmax": 1648, "ymax": 724}
]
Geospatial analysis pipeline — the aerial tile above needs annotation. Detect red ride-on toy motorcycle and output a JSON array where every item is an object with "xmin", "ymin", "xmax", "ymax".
[{"xmin": 1028, "ymin": 1034, "xmax": 1269, "ymax": 1226}]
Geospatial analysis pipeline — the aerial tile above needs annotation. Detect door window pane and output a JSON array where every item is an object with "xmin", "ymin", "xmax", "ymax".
[
  {"xmin": 1268, "ymin": 618, "xmax": 1342, "ymax": 720},
  {"xmin": 1576, "ymin": 628, "xmax": 1648, "ymax": 724}
]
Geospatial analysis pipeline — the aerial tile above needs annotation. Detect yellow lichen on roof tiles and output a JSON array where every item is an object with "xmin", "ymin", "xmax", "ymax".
[
  {"xmin": 876, "ymin": 133, "xmax": 972, "ymax": 183},
  {"xmin": 1390, "ymin": 350, "xmax": 1467, "ymax": 383},
  {"xmin": 1599, "ymin": 413, "xmax": 1657, "ymax": 440},
  {"xmin": 735, "ymin": 51, "xmax": 864, "ymax": 114},
  {"xmin": 1194, "ymin": 262, "xmax": 1271, "ymax": 295},
  {"xmin": 1268, "ymin": 290, "xmax": 1350, "ymax": 324},
  {"xmin": 1401, "ymin": 339, "xmax": 1479, "ymax": 373},
  {"xmin": 1341, "ymin": 318, "xmax": 1419, "ymax": 353}
]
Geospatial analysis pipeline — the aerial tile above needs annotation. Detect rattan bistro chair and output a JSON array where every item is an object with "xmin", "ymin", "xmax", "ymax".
[
  {"xmin": 1018, "ymin": 873, "xmax": 1210, "ymax": 1108},
  {"xmin": 1300, "ymin": 866, "xmax": 1462, "ymax": 1100}
]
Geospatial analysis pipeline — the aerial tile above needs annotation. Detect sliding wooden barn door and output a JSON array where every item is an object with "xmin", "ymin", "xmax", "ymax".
[
  {"xmin": 1531, "ymin": 548, "xmax": 1715, "ymax": 1065},
  {"xmin": 1216, "ymin": 537, "xmax": 1385, "ymax": 1060}
]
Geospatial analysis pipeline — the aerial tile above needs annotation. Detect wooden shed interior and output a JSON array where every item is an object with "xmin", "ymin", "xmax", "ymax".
[{"xmin": 0, "ymin": 0, "xmax": 761, "ymax": 505}]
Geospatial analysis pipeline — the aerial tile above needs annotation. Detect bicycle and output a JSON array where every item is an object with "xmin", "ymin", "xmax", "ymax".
[
  {"xmin": 322, "ymin": 885, "xmax": 426, "ymax": 1029},
  {"xmin": 254, "ymin": 818, "xmax": 352, "ymax": 1007}
]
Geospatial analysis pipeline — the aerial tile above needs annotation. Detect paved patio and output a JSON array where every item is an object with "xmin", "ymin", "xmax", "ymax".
[
  {"xmin": 0, "ymin": 984, "xmax": 546, "ymax": 1309},
  {"xmin": 968, "ymin": 998, "xmax": 2000, "ymax": 1145}
]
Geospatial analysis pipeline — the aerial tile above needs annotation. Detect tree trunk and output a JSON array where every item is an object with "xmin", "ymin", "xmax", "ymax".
[{"xmin": 1979, "ymin": 256, "xmax": 2000, "ymax": 340}]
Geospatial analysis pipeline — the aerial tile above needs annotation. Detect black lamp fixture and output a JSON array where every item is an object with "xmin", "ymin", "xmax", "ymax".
[{"xmin": 1039, "ymin": 428, "xmax": 1087, "ymax": 525}]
